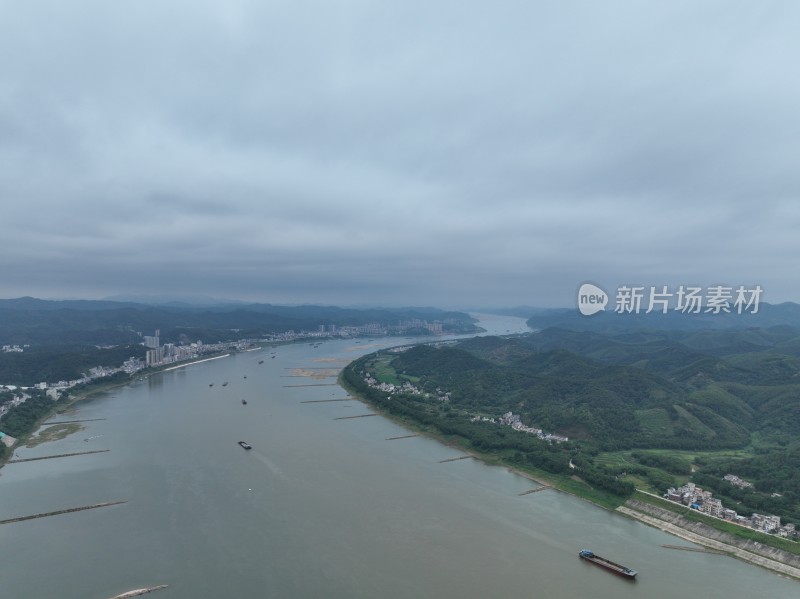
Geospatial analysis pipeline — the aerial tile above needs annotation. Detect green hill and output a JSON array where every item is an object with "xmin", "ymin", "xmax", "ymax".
[
  {"xmin": 392, "ymin": 342, "xmax": 749, "ymax": 451},
  {"xmin": 345, "ymin": 325, "xmax": 800, "ymax": 521}
]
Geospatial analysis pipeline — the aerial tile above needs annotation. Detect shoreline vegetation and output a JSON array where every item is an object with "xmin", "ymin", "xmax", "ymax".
[
  {"xmin": 4, "ymin": 333, "xmax": 799, "ymax": 580},
  {"xmin": 0, "ymin": 350, "xmax": 239, "ymax": 470},
  {"xmin": 0, "ymin": 333, "xmax": 377, "ymax": 468},
  {"xmin": 0, "ymin": 331, "xmax": 393, "ymax": 468},
  {"xmin": 337, "ymin": 369, "xmax": 622, "ymax": 503},
  {"xmin": 339, "ymin": 360, "xmax": 800, "ymax": 580}
]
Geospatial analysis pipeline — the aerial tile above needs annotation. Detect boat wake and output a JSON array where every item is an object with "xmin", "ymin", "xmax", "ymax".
[{"xmin": 252, "ymin": 452, "xmax": 286, "ymax": 479}]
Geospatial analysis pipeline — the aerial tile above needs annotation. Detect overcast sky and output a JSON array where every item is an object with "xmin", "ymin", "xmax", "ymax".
[{"xmin": 1, "ymin": 1, "xmax": 798, "ymax": 308}]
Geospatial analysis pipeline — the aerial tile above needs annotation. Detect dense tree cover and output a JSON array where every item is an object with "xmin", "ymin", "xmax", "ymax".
[
  {"xmin": 631, "ymin": 452, "xmax": 692, "ymax": 475},
  {"xmin": 575, "ymin": 464, "xmax": 635, "ymax": 496},
  {"xmin": 66, "ymin": 371, "xmax": 130, "ymax": 397},
  {"xmin": 0, "ymin": 390, "xmax": 55, "ymax": 438},
  {"xmin": 392, "ymin": 345, "xmax": 490, "ymax": 377},
  {"xmin": 405, "ymin": 329, "xmax": 800, "ymax": 444},
  {"xmin": 0, "ymin": 374, "xmax": 132, "ymax": 454},
  {"xmin": 350, "ymin": 324, "xmax": 800, "ymax": 518},
  {"xmin": 720, "ymin": 382, "xmax": 800, "ymax": 439},
  {"xmin": 390, "ymin": 343, "xmax": 750, "ymax": 451},
  {"xmin": 0, "ymin": 345, "xmax": 146, "ymax": 386},
  {"xmin": 525, "ymin": 302, "xmax": 800, "ymax": 334},
  {"xmin": 0, "ymin": 298, "xmax": 477, "ymax": 346},
  {"xmin": 516, "ymin": 327, "xmax": 800, "ymax": 385},
  {"xmin": 344, "ymin": 357, "xmax": 632, "ymax": 496},
  {"xmin": 0, "ymin": 389, "xmax": 18, "ymax": 407},
  {"xmin": 693, "ymin": 447, "xmax": 800, "ymax": 525}
]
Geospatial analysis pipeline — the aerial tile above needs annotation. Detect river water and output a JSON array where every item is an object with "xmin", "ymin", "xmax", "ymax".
[{"xmin": 0, "ymin": 315, "xmax": 796, "ymax": 598}]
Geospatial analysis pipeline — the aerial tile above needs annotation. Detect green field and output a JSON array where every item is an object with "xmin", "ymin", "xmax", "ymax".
[{"xmin": 368, "ymin": 356, "xmax": 403, "ymax": 385}]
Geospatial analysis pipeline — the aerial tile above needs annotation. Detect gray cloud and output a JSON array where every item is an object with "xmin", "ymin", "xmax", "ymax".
[{"xmin": 1, "ymin": 1, "xmax": 799, "ymax": 307}]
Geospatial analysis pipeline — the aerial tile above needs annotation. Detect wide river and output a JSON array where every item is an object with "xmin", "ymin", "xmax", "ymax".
[{"xmin": 0, "ymin": 315, "xmax": 797, "ymax": 598}]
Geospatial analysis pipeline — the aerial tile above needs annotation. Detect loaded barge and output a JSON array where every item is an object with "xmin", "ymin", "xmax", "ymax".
[{"xmin": 579, "ymin": 549, "xmax": 637, "ymax": 579}]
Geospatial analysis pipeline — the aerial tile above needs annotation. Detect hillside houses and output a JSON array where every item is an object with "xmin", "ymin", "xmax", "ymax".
[
  {"xmin": 665, "ymin": 482, "xmax": 796, "ymax": 538},
  {"xmin": 472, "ymin": 411, "xmax": 568, "ymax": 443}
]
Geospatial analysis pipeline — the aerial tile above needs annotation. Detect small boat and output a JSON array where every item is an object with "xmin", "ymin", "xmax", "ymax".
[
  {"xmin": 209, "ymin": 383, "xmax": 214, "ymax": 387},
  {"xmin": 258, "ymin": 360, "xmax": 264, "ymax": 364},
  {"xmin": 241, "ymin": 399, "xmax": 247, "ymax": 405},
  {"xmin": 238, "ymin": 441, "xmax": 252, "ymax": 450},
  {"xmin": 222, "ymin": 382, "xmax": 228, "ymax": 387},
  {"xmin": 579, "ymin": 549, "xmax": 636, "ymax": 579},
  {"xmin": 243, "ymin": 375, "xmax": 247, "ymax": 379}
]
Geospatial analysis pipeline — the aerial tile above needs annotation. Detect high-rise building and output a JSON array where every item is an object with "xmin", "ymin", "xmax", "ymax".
[{"xmin": 144, "ymin": 330, "xmax": 160, "ymax": 349}]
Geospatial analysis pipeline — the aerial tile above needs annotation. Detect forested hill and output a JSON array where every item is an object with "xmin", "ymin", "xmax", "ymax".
[
  {"xmin": 346, "ymin": 326, "xmax": 800, "ymax": 515},
  {"xmin": 391, "ymin": 343, "xmax": 748, "ymax": 451},
  {"xmin": 526, "ymin": 301, "xmax": 800, "ymax": 333},
  {"xmin": 0, "ymin": 297, "xmax": 477, "ymax": 345},
  {"xmin": 390, "ymin": 326, "xmax": 800, "ymax": 451}
]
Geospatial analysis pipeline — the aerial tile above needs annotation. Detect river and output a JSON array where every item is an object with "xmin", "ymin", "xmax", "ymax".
[{"xmin": 0, "ymin": 315, "xmax": 796, "ymax": 598}]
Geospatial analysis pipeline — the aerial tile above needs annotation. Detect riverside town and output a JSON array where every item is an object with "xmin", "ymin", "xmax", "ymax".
[
  {"xmin": 0, "ymin": 319, "xmax": 452, "ymax": 425},
  {"xmin": 665, "ymin": 481, "xmax": 797, "ymax": 539}
]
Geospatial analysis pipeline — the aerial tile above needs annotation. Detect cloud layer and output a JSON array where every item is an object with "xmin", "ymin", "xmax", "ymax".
[{"xmin": 2, "ymin": 1, "xmax": 798, "ymax": 307}]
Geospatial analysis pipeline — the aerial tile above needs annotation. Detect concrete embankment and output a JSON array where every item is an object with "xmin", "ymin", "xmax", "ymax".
[
  {"xmin": 45, "ymin": 418, "xmax": 106, "ymax": 424},
  {"xmin": 283, "ymin": 383, "xmax": 339, "ymax": 387},
  {"xmin": 662, "ymin": 544, "xmax": 727, "ymax": 555},
  {"xmin": 438, "ymin": 455, "xmax": 473, "ymax": 463},
  {"xmin": 518, "ymin": 485, "xmax": 552, "ymax": 496},
  {"xmin": 333, "ymin": 413, "xmax": 378, "ymax": 420},
  {"xmin": 300, "ymin": 399, "xmax": 352, "ymax": 403},
  {"xmin": 0, "ymin": 500, "xmax": 127, "ymax": 525},
  {"xmin": 8, "ymin": 449, "xmax": 109, "ymax": 463},
  {"xmin": 618, "ymin": 500, "xmax": 800, "ymax": 580}
]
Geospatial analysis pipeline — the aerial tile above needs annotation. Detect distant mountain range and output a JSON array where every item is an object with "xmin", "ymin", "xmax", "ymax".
[
  {"xmin": 103, "ymin": 294, "xmax": 251, "ymax": 307},
  {"xmin": 0, "ymin": 297, "xmax": 478, "ymax": 346},
  {"xmin": 526, "ymin": 302, "xmax": 800, "ymax": 332}
]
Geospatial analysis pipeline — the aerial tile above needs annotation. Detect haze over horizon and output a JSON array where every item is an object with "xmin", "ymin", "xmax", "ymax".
[{"xmin": 2, "ymin": 2, "xmax": 799, "ymax": 308}]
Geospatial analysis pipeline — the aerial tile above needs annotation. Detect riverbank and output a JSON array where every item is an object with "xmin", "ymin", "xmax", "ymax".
[
  {"xmin": 0, "ymin": 352, "xmax": 238, "ymax": 470},
  {"xmin": 158, "ymin": 353, "xmax": 230, "ymax": 372},
  {"xmin": 618, "ymin": 501, "xmax": 800, "ymax": 580},
  {"xmin": 337, "ymin": 371, "xmax": 626, "ymax": 510},
  {"xmin": 0, "ymin": 340, "xmax": 377, "ymax": 470},
  {"xmin": 4, "ymin": 328, "xmax": 798, "ymax": 599},
  {"xmin": 1, "ymin": 341, "xmax": 334, "ymax": 469},
  {"xmin": 0, "ymin": 380, "xmax": 120, "ymax": 470},
  {"xmin": 339, "ymin": 371, "xmax": 800, "ymax": 580}
]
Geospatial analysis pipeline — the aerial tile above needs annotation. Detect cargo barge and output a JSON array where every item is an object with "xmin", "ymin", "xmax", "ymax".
[{"xmin": 579, "ymin": 549, "xmax": 637, "ymax": 579}]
